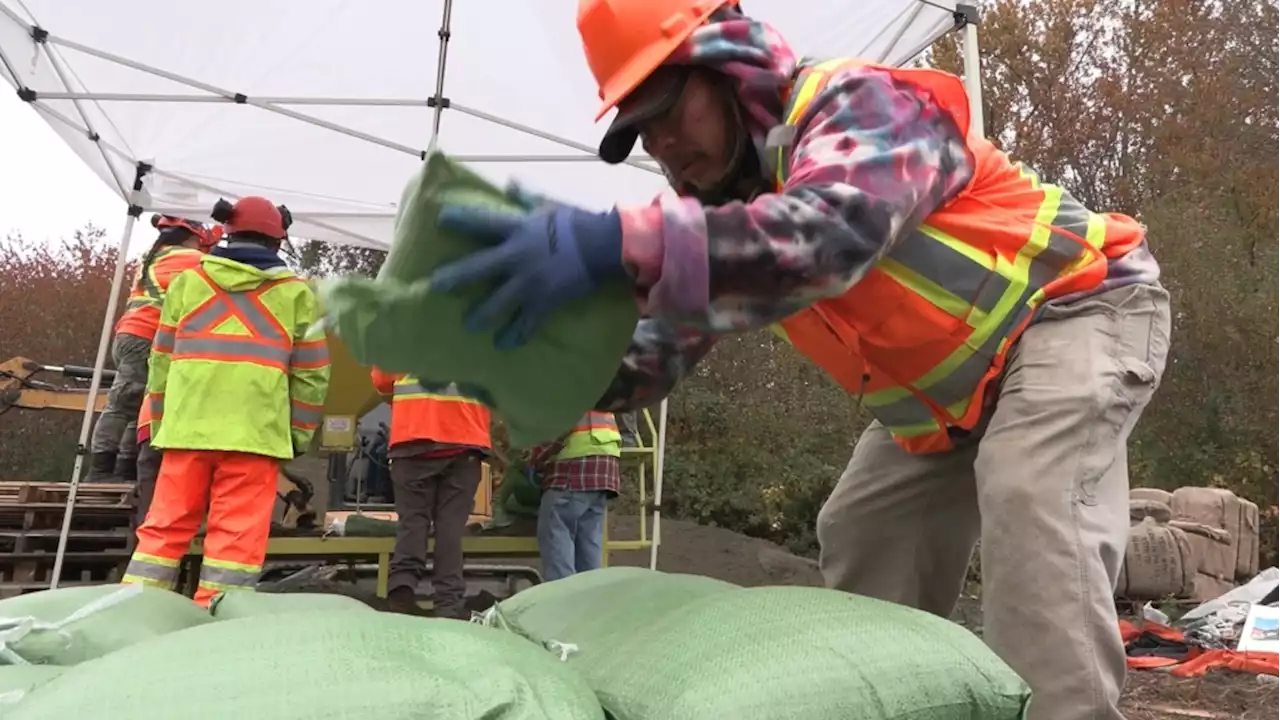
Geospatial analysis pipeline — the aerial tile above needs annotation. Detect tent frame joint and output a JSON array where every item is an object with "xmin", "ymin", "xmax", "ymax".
[
  {"xmin": 29, "ymin": 25, "xmax": 48, "ymax": 44},
  {"xmin": 954, "ymin": 4, "xmax": 980, "ymax": 27}
]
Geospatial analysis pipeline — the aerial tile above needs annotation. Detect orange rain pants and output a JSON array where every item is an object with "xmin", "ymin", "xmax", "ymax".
[{"xmin": 122, "ymin": 449, "xmax": 279, "ymax": 607}]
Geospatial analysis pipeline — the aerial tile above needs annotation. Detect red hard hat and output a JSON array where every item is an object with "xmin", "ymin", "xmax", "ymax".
[
  {"xmin": 151, "ymin": 214, "xmax": 223, "ymax": 250},
  {"xmin": 210, "ymin": 196, "xmax": 293, "ymax": 240}
]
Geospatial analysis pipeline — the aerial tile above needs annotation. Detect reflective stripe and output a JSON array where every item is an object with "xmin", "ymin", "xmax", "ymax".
[
  {"xmin": 199, "ymin": 560, "xmax": 261, "ymax": 590},
  {"xmin": 172, "ymin": 336, "xmax": 292, "ymax": 369},
  {"xmin": 149, "ymin": 394, "xmax": 164, "ymax": 422},
  {"xmin": 393, "ymin": 380, "xmax": 482, "ymax": 404},
  {"xmin": 291, "ymin": 399, "xmax": 323, "ymax": 429},
  {"xmin": 153, "ymin": 325, "xmax": 176, "ymax": 353},
  {"xmin": 290, "ymin": 339, "xmax": 329, "ymax": 368},
  {"xmin": 122, "ymin": 552, "xmax": 180, "ymax": 590}
]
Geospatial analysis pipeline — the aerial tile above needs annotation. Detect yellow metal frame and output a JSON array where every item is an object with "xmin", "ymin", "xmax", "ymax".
[{"xmin": 185, "ymin": 409, "xmax": 663, "ymax": 597}]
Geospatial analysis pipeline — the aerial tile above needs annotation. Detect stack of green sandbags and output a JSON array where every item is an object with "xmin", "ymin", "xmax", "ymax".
[
  {"xmin": 321, "ymin": 153, "xmax": 639, "ymax": 448},
  {"xmin": 207, "ymin": 590, "xmax": 374, "ymax": 619},
  {"xmin": 482, "ymin": 567, "xmax": 1032, "ymax": 720},
  {"xmin": 0, "ymin": 584, "xmax": 210, "ymax": 666},
  {"xmin": 10, "ymin": 610, "xmax": 605, "ymax": 720}
]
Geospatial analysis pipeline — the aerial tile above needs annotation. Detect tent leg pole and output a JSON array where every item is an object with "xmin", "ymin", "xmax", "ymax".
[
  {"xmin": 426, "ymin": 0, "xmax": 455, "ymax": 154},
  {"xmin": 959, "ymin": 4, "xmax": 985, "ymax": 138},
  {"xmin": 649, "ymin": 399, "xmax": 668, "ymax": 571},
  {"xmin": 51, "ymin": 162, "xmax": 151, "ymax": 589}
]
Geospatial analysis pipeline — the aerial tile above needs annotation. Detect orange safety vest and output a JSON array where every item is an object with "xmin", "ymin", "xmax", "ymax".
[
  {"xmin": 771, "ymin": 58, "xmax": 1146, "ymax": 454},
  {"xmin": 387, "ymin": 376, "xmax": 492, "ymax": 449},
  {"xmin": 115, "ymin": 246, "xmax": 204, "ymax": 341}
]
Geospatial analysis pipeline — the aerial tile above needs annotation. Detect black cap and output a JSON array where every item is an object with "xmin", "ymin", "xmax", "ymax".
[{"xmin": 597, "ymin": 65, "xmax": 692, "ymax": 165}]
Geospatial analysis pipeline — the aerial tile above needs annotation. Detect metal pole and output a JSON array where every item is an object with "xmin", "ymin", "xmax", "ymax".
[
  {"xmin": 51, "ymin": 162, "xmax": 150, "ymax": 589},
  {"xmin": 649, "ymin": 399, "xmax": 668, "ymax": 571},
  {"xmin": 426, "ymin": 0, "xmax": 454, "ymax": 154},
  {"xmin": 960, "ymin": 7, "xmax": 985, "ymax": 138}
]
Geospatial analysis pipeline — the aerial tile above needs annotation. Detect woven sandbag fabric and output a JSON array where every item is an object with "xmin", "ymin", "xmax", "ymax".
[
  {"xmin": 498, "ymin": 464, "xmax": 543, "ymax": 520},
  {"xmin": 0, "ymin": 584, "xmax": 210, "ymax": 665},
  {"xmin": 321, "ymin": 153, "xmax": 639, "ymax": 448},
  {"xmin": 11, "ymin": 610, "xmax": 605, "ymax": 720},
  {"xmin": 0, "ymin": 665, "xmax": 64, "ymax": 709},
  {"xmin": 524, "ymin": 583, "xmax": 1030, "ymax": 720},
  {"xmin": 207, "ymin": 591, "xmax": 374, "ymax": 619},
  {"xmin": 485, "ymin": 567, "xmax": 738, "ymax": 661}
]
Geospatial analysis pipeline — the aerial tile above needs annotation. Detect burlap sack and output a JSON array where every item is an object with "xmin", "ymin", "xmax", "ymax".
[
  {"xmin": 1129, "ymin": 498, "xmax": 1172, "ymax": 525},
  {"xmin": 1130, "ymin": 487, "xmax": 1174, "ymax": 507},
  {"xmin": 1170, "ymin": 487, "xmax": 1240, "ymax": 582},
  {"xmin": 1116, "ymin": 518, "xmax": 1195, "ymax": 600},
  {"xmin": 1234, "ymin": 497, "xmax": 1260, "ymax": 580}
]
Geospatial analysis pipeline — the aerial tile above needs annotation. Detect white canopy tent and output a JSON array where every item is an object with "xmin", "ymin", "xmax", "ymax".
[{"xmin": 0, "ymin": 0, "xmax": 984, "ymax": 587}]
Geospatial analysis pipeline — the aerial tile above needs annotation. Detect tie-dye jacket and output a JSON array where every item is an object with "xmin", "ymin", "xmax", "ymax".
[{"xmin": 595, "ymin": 9, "xmax": 1160, "ymax": 411}]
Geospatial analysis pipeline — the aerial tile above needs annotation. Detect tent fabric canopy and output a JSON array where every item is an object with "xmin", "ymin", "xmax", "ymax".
[{"xmin": 0, "ymin": 0, "xmax": 963, "ymax": 249}]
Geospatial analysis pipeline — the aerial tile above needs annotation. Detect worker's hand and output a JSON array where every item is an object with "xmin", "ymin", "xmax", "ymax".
[
  {"xmin": 429, "ymin": 204, "xmax": 627, "ymax": 350},
  {"xmin": 522, "ymin": 464, "xmax": 540, "ymax": 487}
]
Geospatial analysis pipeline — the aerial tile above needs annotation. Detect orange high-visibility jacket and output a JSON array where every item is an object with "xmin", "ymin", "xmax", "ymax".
[
  {"xmin": 771, "ymin": 59, "xmax": 1145, "ymax": 454},
  {"xmin": 370, "ymin": 368, "xmax": 492, "ymax": 449},
  {"xmin": 116, "ymin": 247, "xmax": 205, "ymax": 341}
]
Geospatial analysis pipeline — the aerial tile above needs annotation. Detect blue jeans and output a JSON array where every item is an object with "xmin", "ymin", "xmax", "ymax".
[{"xmin": 537, "ymin": 489, "xmax": 607, "ymax": 582}]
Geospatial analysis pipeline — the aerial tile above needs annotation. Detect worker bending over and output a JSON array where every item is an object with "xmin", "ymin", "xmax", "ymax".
[
  {"xmin": 123, "ymin": 197, "xmax": 330, "ymax": 607},
  {"xmin": 528, "ymin": 411, "xmax": 621, "ymax": 581},
  {"xmin": 88, "ymin": 215, "xmax": 221, "ymax": 483},
  {"xmin": 370, "ymin": 370, "xmax": 491, "ymax": 619},
  {"xmin": 427, "ymin": 2, "xmax": 1170, "ymax": 717}
]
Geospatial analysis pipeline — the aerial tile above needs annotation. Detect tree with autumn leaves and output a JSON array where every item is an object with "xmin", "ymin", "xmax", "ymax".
[{"xmin": 1, "ymin": 0, "xmax": 1275, "ymax": 562}]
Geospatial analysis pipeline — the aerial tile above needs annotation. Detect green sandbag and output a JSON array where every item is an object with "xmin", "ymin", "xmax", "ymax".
[
  {"xmin": 483, "ymin": 567, "xmax": 737, "ymax": 659},
  {"xmin": 320, "ymin": 153, "xmax": 639, "ymax": 448},
  {"xmin": 489, "ymin": 569, "xmax": 1031, "ymax": 720},
  {"xmin": 11, "ymin": 611, "xmax": 605, "ymax": 720},
  {"xmin": 208, "ymin": 591, "xmax": 373, "ymax": 619},
  {"xmin": 340, "ymin": 514, "xmax": 398, "ymax": 537},
  {"xmin": 0, "ymin": 665, "xmax": 64, "ymax": 710},
  {"xmin": 0, "ymin": 584, "xmax": 211, "ymax": 666},
  {"xmin": 498, "ymin": 465, "xmax": 543, "ymax": 519}
]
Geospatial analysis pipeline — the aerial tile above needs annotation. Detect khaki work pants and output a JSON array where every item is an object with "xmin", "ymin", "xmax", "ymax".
[{"xmin": 818, "ymin": 283, "xmax": 1171, "ymax": 720}]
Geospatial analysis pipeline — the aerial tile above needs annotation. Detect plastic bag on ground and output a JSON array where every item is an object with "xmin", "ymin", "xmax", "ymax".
[
  {"xmin": 208, "ymin": 590, "xmax": 374, "ymax": 619},
  {"xmin": 320, "ymin": 152, "xmax": 639, "ymax": 448},
  {"xmin": 11, "ymin": 610, "xmax": 604, "ymax": 720},
  {"xmin": 487, "ymin": 568, "xmax": 1030, "ymax": 720},
  {"xmin": 0, "ymin": 584, "xmax": 210, "ymax": 666},
  {"xmin": 0, "ymin": 665, "xmax": 64, "ymax": 711}
]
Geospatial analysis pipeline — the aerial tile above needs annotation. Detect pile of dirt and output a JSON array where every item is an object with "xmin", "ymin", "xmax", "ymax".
[{"xmin": 605, "ymin": 516, "xmax": 1280, "ymax": 720}]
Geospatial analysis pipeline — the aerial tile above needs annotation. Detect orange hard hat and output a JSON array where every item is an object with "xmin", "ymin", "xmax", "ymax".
[
  {"xmin": 578, "ymin": 0, "xmax": 735, "ymax": 121},
  {"xmin": 151, "ymin": 214, "xmax": 223, "ymax": 250},
  {"xmin": 210, "ymin": 196, "xmax": 293, "ymax": 241}
]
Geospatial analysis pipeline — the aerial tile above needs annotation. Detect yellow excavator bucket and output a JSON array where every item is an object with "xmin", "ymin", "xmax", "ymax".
[{"xmin": 312, "ymin": 283, "xmax": 382, "ymax": 452}]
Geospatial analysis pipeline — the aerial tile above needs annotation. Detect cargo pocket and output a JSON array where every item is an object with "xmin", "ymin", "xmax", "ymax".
[{"xmin": 1076, "ymin": 355, "xmax": 1158, "ymax": 506}]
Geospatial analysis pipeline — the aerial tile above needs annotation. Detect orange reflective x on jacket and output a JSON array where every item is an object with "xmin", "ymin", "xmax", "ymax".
[
  {"xmin": 772, "ymin": 58, "xmax": 1146, "ymax": 454},
  {"xmin": 370, "ymin": 368, "xmax": 492, "ymax": 450},
  {"xmin": 116, "ymin": 247, "xmax": 205, "ymax": 342}
]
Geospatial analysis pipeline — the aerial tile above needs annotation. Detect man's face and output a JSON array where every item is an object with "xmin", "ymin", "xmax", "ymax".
[{"xmin": 633, "ymin": 70, "xmax": 733, "ymax": 191}]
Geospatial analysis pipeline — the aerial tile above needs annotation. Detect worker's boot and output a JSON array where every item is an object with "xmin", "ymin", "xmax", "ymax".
[
  {"xmin": 386, "ymin": 586, "xmax": 423, "ymax": 616},
  {"xmin": 115, "ymin": 455, "xmax": 138, "ymax": 485},
  {"xmin": 85, "ymin": 451, "xmax": 118, "ymax": 483}
]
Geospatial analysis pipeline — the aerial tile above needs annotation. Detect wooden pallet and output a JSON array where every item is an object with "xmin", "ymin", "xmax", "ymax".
[
  {"xmin": 0, "ymin": 481, "xmax": 135, "ymax": 507},
  {"xmin": 0, "ymin": 552, "xmax": 128, "ymax": 599},
  {"xmin": 0, "ymin": 528, "xmax": 132, "ymax": 554}
]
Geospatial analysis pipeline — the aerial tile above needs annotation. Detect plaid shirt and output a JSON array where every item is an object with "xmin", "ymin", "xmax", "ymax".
[{"xmin": 528, "ymin": 437, "xmax": 621, "ymax": 495}]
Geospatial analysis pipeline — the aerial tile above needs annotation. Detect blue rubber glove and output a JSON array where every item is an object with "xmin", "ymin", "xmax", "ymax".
[
  {"xmin": 430, "ymin": 204, "xmax": 626, "ymax": 350},
  {"xmin": 522, "ymin": 464, "xmax": 540, "ymax": 489}
]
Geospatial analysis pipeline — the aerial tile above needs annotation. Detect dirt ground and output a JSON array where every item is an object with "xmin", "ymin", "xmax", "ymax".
[{"xmin": 604, "ymin": 516, "xmax": 1280, "ymax": 720}]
